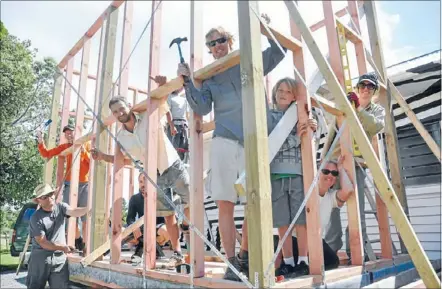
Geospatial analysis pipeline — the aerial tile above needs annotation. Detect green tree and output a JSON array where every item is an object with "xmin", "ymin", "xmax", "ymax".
[{"xmin": 0, "ymin": 22, "xmax": 57, "ymax": 208}]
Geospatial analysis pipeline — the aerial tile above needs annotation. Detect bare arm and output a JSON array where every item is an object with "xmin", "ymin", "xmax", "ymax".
[
  {"xmin": 335, "ymin": 161, "xmax": 355, "ymax": 207},
  {"xmin": 66, "ymin": 206, "xmax": 89, "ymax": 218},
  {"xmin": 34, "ymin": 235, "xmax": 71, "ymax": 253}
]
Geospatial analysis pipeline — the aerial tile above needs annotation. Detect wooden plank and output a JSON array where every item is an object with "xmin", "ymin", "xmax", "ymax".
[
  {"xmin": 104, "ymin": 131, "xmax": 113, "ymax": 241},
  {"xmin": 309, "ymin": 5, "xmax": 359, "ymax": 32},
  {"xmin": 85, "ymin": 22, "xmax": 107, "ymax": 256},
  {"xmin": 56, "ymin": 59, "xmax": 74, "ymax": 187},
  {"xmin": 290, "ymin": 3, "xmax": 323, "ymax": 275},
  {"xmin": 364, "ymin": 1, "xmax": 410, "ymax": 255},
  {"xmin": 111, "ymin": 0, "xmax": 133, "ymax": 264},
  {"xmin": 193, "ymin": 50, "xmax": 240, "ymax": 81},
  {"xmin": 189, "ymin": 0, "xmax": 205, "ymax": 278},
  {"xmin": 311, "ymin": 94, "xmax": 343, "ymax": 116},
  {"xmin": 335, "ymin": 18, "xmax": 362, "ymax": 44},
  {"xmin": 389, "ymin": 80, "xmax": 441, "ymax": 161},
  {"xmin": 90, "ymin": 5, "xmax": 119, "ymax": 252},
  {"xmin": 285, "ymin": 2, "xmax": 441, "ymax": 288},
  {"xmin": 67, "ymin": 39, "xmax": 91, "ymax": 247},
  {"xmin": 238, "ymin": 1, "xmax": 274, "ymax": 286},
  {"xmin": 43, "ymin": 70, "xmax": 63, "ymax": 185},
  {"xmin": 260, "ymin": 23, "xmax": 302, "ymax": 51},
  {"xmin": 58, "ymin": 1, "xmax": 125, "ymax": 68},
  {"xmin": 323, "ymin": 0, "xmax": 363, "ymax": 266},
  {"xmin": 143, "ymin": 0, "xmax": 162, "ymax": 270},
  {"xmin": 81, "ymin": 217, "xmax": 144, "ymax": 267}
]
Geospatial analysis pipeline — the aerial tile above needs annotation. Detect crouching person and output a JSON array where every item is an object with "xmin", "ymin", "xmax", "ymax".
[
  {"xmin": 273, "ymin": 158, "xmax": 354, "ymax": 274},
  {"xmin": 27, "ymin": 184, "xmax": 88, "ymax": 289}
]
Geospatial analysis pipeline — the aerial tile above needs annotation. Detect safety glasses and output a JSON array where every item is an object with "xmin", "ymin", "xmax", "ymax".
[
  {"xmin": 206, "ymin": 36, "xmax": 227, "ymax": 47},
  {"xmin": 357, "ymin": 82, "xmax": 376, "ymax": 90},
  {"xmin": 321, "ymin": 169, "xmax": 339, "ymax": 177}
]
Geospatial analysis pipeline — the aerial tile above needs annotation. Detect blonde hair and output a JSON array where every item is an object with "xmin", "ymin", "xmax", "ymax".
[
  {"xmin": 205, "ymin": 26, "xmax": 234, "ymax": 53},
  {"xmin": 271, "ymin": 77, "xmax": 298, "ymax": 108}
]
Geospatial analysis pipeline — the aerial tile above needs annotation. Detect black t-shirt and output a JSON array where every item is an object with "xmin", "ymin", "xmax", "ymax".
[{"xmin": 126, "ymin": 192, "xmax": 164, "ymax": 226}]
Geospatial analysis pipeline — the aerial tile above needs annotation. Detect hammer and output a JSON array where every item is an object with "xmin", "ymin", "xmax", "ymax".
[{"xmin": 169, "ymin": 37, "xmax": 189, "ymax": 83}]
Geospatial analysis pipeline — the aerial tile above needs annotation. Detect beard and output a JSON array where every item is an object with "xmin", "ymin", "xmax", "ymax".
[{"xmin": 118, "ymin": 114, "xmax": 131, "ymax": 123}]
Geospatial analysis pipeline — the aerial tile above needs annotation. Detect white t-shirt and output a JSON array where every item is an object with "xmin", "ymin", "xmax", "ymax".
[
  {"xmin": 319, "ymin": 189, "xmax": 340, "ymax": 238},
  {"xmin": 290, "ymin": 189, "xmax": 341, "ymax": 239},
  {"xmin": 116, "ymin": 111, "xmax": 180, "ymax": 175},
  {"xmin": 167, "ymin": 92, "xmax": 189, "ymax": 121}
]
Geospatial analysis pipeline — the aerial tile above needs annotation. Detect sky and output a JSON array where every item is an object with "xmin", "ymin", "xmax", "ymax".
[{"xmin": 2, "ymin": 0, "xmax": 441, "ymax": 204}]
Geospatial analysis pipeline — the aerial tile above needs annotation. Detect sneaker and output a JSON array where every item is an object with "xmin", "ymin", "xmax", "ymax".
[
  {"xmin": 223, "ymin": 256, "xmax": 244, "ymax": 282},
  {"xmin": 289, "ymin": 261, "xmax": 309, "ymax": 278},
  {"xmin": 238, "ymin": 251, "xmax": 249, "ymax": 279},
  {"xmin": 275, "ymin": 263, "xmax": 295, "ymax": 277},
  {"xmin": 131, "ymin": 255, "xmax": 142, "ymax": 266},
  {"xmin": 167, "ymin": 251, "xmax": 185, "ymax": 269}
]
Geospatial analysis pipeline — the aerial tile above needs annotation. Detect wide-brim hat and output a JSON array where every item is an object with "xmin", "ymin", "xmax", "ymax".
[{"xmin": 32, "ymin": 183, "xmax": 56, "ymax": 199}]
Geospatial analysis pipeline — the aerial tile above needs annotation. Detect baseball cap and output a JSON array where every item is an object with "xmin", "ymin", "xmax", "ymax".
[
  {"xmin": 32, "ymin": 183, "xmax": 56, "ymax": 199},
  {"xmin": 62, "ymin": 124, "xmax": 75, "ymax": 133},
  {"xmin": 357, "ymin": 73, "xmax": 379, "ymax": 88}
]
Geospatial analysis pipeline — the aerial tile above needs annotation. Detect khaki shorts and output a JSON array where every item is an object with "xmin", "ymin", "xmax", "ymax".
[{"xmin": 207, "ymin": 136, "xmax": 246, "ymax": 204}]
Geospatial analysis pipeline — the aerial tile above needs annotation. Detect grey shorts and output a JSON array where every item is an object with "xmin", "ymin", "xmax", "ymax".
[
  {"xmin": 63, "ymin": 182, "xmax": 88, "ymax": 222},
  {"xmin": 156, "ymin": 160, "xmax": 190, "ymax": 216},
  {"xmin": 271, "ymin": 175, "xmax": 306, "ymax": 228}
]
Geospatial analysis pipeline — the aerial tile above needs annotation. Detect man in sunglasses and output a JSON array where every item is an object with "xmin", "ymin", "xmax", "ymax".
[
  {"xmin": 322, "ymin": 72, "xmax": 386, "ymax": 261},
  {"xmin": 27, "ymin": 184, "xmax": 89, "ymax": 289}
]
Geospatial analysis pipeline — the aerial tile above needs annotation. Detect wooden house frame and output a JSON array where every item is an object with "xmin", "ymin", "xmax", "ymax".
[{"xmin": 42, "ymin": 1, "xmax": 441, "ymax": 288}]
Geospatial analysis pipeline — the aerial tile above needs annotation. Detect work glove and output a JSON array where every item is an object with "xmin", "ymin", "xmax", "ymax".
[{"xmin": 347, "ymin": 92, "xmax": 360, "ymax": 109}]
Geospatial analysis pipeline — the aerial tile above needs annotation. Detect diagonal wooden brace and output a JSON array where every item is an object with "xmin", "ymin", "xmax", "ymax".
[
  {"xmin": 80, "ymin": 217, "xmax": 143, "ymax": 267},
  {"xmin": 284, "ymin": 1, "xmax": 440, "ymax": 288}
]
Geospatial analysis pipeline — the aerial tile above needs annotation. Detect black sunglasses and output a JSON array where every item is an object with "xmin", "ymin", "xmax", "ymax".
[
  {"xmin": 357, "ymin": 82, "xmax": 376, "ymax": 90},
  {"xmin": 321, "ymin": 169, "xmax": 339, "ymax": 177},
  {"xmin": 206, "ymin": 37, "xmax": 228, "ymax": 47}
]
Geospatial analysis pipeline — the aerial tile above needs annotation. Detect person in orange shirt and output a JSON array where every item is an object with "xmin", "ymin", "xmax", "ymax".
[{"xmin": 37, "ymin": 124, "xmax": 91, "ymax": 252}]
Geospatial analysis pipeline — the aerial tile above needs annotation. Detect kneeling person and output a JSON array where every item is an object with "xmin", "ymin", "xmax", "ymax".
[
  {"xmin": 125, "ymin": 173, "xmax": 171, "ymax": 265},
  {"xmin": 26, "ymin": 184, "xmax": 88, "ymax": 289}
]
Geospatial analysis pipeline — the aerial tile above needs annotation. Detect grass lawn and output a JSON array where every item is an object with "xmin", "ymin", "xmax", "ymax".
[{"xmin": 0, "ymin": 239, "xmax": 19, "ymax": 272}]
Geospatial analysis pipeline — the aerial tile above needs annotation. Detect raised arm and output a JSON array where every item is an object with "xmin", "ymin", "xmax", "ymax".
[
  {"xmin": 335, "ymin": 157, "xmax": 355, "ymax": 207},
  {"xmin": 262, "ymin": 38, "xmax": 287, "ymax": 76},
  {"xmin": 177, "ymin": 64, "xmax": 213, "ymax": 116},
  {"xmin": 37, "ymin": 142, "xmax": 71, "ymax": 159}
]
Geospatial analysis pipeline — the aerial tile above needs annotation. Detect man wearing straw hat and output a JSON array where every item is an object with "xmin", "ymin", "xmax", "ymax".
[{"xmin": 26, "ymin": 183, "xmax": 89, "ymax": 289}]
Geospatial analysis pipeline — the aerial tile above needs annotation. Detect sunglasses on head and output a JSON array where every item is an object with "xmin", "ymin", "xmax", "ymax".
[
  {"xmin": 357, "ymin": 82, "xmax": 376, "ymax": 90},
  {"xmin": 39, "ymin": 192, "xmax": 54, "ymax": 200},
  {"xmin": 321, "ymin": 169, "xmax": 339, "ymax": 177},
  {"xmin": 206, "ymin": 37, "xmax": 227, "ymax": 47}
]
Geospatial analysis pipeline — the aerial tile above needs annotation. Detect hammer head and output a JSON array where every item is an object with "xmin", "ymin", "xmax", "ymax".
[{"xmin": 169, "ymin": 37, "xmax": 188, "ymax": 48}]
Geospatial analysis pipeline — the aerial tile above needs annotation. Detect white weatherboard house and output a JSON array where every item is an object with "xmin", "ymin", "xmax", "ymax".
[{"xmin": 198, "ymin": 50, "xmax": 441, "ymax": 260}]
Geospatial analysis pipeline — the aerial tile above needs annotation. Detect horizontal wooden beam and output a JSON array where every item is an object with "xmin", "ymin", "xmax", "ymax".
[
  {"xmin": 309, "ymin": 3, "xmax": 363, "ymax": 32},
  {"xmin": 67, "ymin": 68, "xmax": 149, "ymax": 95},
  {"xmin": 193, "ymin": 50, "xmax": 240, "ymax": 81},
  {"xmin": 60, "ymin": 110, "xmax": 94, "ymax": 120},
  {"xmin": 58, "ymin": 1, "xmax": 126, "ymax": 68},
  {"xmin": 336, "ymin": 17, "xmax": 363, "ymax": 43}
]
